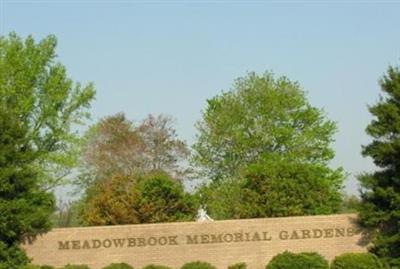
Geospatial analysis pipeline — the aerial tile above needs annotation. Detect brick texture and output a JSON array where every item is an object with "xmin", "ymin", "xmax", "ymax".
[{"xmin": 22, "ymin": 214, "xmax": 367, "ymax": 269}]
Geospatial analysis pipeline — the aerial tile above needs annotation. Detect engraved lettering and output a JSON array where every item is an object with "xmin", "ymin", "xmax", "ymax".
[
  {"xmin": 113, "ymin": 238, "xmax": 125, "ymax": 247},
  {"xmin": 72, "ymin": 240, "xmax": 80, "ymax": 249},
  {"xmin": 127, "ymin": 238, "xmax": 136, "ymax": 247},
  {"xmin": 103, "ymin": 239, "xmax": 112, "ymax": 248},
  {"xmin": 279, "ymin": 230, "xmax": 289, "ymax": 240},
  {"xmin": 186, "ymin": 235, "xmax": 198, "ymax": 244},
  {"xmin": 168, "ymin": 236, "xmax": 178, "ymax": 245},
  {"xmin": 81, "ymin": 240, "xmax": 90, "ymax": 249},
  {"xmin": 263, "ymin": 232, "xmax": 272, "ymax": 241},
  {"xmin": 92, "ymin": 239, "xmax": 101, "ymax": 248},
  {"xmin": 58, "ymin": 241, "xmax": 70, "ymax": 250}
]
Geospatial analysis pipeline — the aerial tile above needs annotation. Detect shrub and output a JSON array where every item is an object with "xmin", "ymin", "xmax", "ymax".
[
  {"xmin": 181, "ymin": 261, "xmax": 217, "ymax": 269},
  {"xmin": 19, "ymin": 265, "xmax": 42, "ymax": 269},
  {"xmin": 62, "ymin": 265, "xmax": 91, "ymax": 269},
  {"xmin": 142, "ymin": 265, "xmax": 172, "ymax": 269},
  {"xmin": 228, "ymin": 263, "xmax": 247, "ymax": 269},
  {"xmin": 19, "ymin": 265, "xmax": 55, "ymax": 269},
  {"xmin": 102, "ymin": 263, "xmax": 133, "ymax": 269},
  {"xmin": 331, "ymin": 253, "xmax": 385, "ymax": 269},
  {"xmin": 0, "ymin": 242, "xmax": 29, "ymax": 269},
  {"xmin": 266, "ymin": 251, "xmax": 329, "ymax": 269}
]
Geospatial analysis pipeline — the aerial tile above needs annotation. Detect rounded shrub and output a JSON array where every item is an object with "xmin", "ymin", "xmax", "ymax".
[
  {"xmin": 331, "ymin": 253, "xmax": 384, "ymax": 269},
  {"xmin": 181, "ymin": 261, "xmax": 217, "ymax": 269},
  {"xmin": 266, "ymin": 251, "xmax": 329, "ymax": 269},
  {"xmin": 62, "ymin": 265, "xmax": 91, "ymax": 269},
  {"xmin": 102, "ymin": 263, "xmax": 133, "ymax": 269},
  {"xmin": 142, "ymin": 265, "xmax": 172, "ymax": 269},
  {"xmin": 228, "ymin": 263, "xmax": 247, "ymax": 269}
]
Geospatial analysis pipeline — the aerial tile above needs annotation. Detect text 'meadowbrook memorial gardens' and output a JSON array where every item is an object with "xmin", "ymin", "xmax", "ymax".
[{"xmin": 23, "ymin": 214, "xmax": 367, "ymax": 269}]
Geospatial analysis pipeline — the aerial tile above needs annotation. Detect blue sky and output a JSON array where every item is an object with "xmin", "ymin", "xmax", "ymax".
[{"xmin": 2, "ymin": 1, "xmax": 400, "ymax": 195}]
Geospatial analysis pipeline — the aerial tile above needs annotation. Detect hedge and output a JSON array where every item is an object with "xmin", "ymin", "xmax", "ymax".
[
  {"xmin": 181, "ymin": 261, "xmax": 217, "ymax": 269},
  {"xmin": 62, "ymin": 265, "xmax": 91, "ymax": 269},
  {"xmin": 331, "ymin": 253, "xmax": 385, "ymax": 269},
  {"xmin": 102, "ymin": 263, "xmax": 133, "ymax": 269},
  {"xmin": 142, "ymin": 265, "xmax": 173, "ymax": 269},
  {"xmin": 266, "ymin": 251, "xmax": 329, "ymax": 269},
  {"xmin": 228, "ymin": 263, "xmax": 247, "ymax": 269}
]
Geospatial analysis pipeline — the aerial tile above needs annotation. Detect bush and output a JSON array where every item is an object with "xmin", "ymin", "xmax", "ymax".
[
  {"xmin": 266, "ymin": 251, "xmax": 329, "ymax": 269},
  {"xmin": 331, "ymin": 253, "xmax": 385, "ymax": 269},
  {"xmin": 62, "ymin": 265, "xmax": 91, "ymax": 269},
  {"xmin": 19, "ymin": 265, "xmax": 42, "ymax": 269},
  {"xmin": 0, "ymin": 242, "xmax": 29, "ymax": 269},
  {"xmin": 19, "ymin": 265, "xmax": 56, "ymax": 269},
  {"xmin": 102, "ymin": 263, "xmax": 133, "ymax": 269},
  {"xmin": 142, "ymin": 265, "xmax": 172, "ymax": 269},
  {"xmin": 228, "ymin": 263, "xmax": 247, "ymax": 269},
  {"xmin": 181, "ymin": 261, "xmax": 217, "ymax": 269}
]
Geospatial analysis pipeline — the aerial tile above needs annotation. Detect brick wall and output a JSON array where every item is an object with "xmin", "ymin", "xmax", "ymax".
[{"xmin": 22, "ymin": 214, "xmax": 367, "ymax": 269}]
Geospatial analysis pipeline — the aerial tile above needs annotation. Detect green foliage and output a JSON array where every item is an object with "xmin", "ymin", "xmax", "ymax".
[
  {"xmin": 19, "ymin": 265, "xmax": 55, "ymax": 269},
  {"xmin": 133, "ymin": 171, "xmax": 198, "ymax": 223},
  {"xmin": 193, "ymin": 72, "xmax": 344, "ymax": 219},
  {"xmin": 62, "ymin": 265, "xmax": 91, "ymax": 269},
  {"xmin": 358, "ymin": 64, "xmax": 400, "ymax": 266},
  {"xmin": 181, "ymin": 261, "xmax": 217, "ymax": 269},
  {"xmin": 0, "ymin": 108, "xmax": 55, "ymax": 269},
  {"xmin": 266, "ymin": 251, "xmax": 329, "ymax": 269},
  {"xmin": 81, "ymin": 171, "xmax": 198, "ymax": 225},
  {"xmin": 102, "ymin": 263, "xmax": 133, "ymax": 269},
  {"xmin": 19, "ymin": 265, "xmax": 42, "ymax": 269},
  {"xmin": 0, "ymin": 241, "xmax": 29, "ymax": 269},
  {"xmin": 340, "ymin": 194, "xmax": 360, "ymax": 213},
  {"xmin": 196, "ymin": 179, "xmax": 245, "ymax": 220},
  {"xmin": 0, "ymin": 33, "xmax": 93, "ymax": 268},
  {"xmin": 241, "ymin": 157, "xmax": 342, "ymax": 218},
  {"xmin": 0, "ymin": 33, "xmax": 95, "ymax": 190},
  {"xmin": 193, "ymin": 71, "xmax": 341, "ymax": 181},
  {"xmin": 227, "ymin": 263, "xmax": 247, "ymax": 269},
  {"xmin": 52, "ymin": 199, "xmax": 82, "ymax": 227},
  {"xmin": 331, "ymin": 253, "xmax": 384, "ymax": 269},
  {"xmin": 142, "ymin": 265, "xmax": 172, "ymax": 269}
]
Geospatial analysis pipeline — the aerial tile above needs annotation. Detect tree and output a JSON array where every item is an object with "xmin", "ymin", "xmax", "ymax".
[
  {"xmin": 0, "ymin": 33, "xmax": 95, "ymax": 190},
  {"xmin": 78, "ymin": 113, "xmax": 189, "ymax": 188},
  {"xmin": 358, "ymin": 64, "xmax": 400, "ymax": 267},
  {"xmin": 0, "ymin": 33, "xmax": 94, "ymax": 268},
  {"xmin": 80, "ymin": 171, "xmax": 197, "ymax": 225},
  {"xmin": 0, "ymin": 108, "xmax": 54, "ymax": 268},
  {"xmin": 137, "ymin": 114, "xmax": 190, "ymax": 177},
  {"xmin": 132, "ymin": 171, "xmax": 197, "ymax": 223},
  {"xmin": 193, "ymin": 72, "xmax": 344, "ymax": 219},
  {"xmin": 78, "ymin": 113, "xmax": 146, "ymax": 188},
  {"xmin": 80, "ymin": 175, "xmax": 139, "ymax": 225}
]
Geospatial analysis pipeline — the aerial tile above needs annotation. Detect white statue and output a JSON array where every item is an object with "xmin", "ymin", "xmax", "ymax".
[{"xmin": 196, "ymin": 206, "xmax": 213, "ymax": 222}]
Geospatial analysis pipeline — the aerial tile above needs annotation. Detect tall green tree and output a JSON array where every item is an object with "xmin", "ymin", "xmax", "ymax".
[
  {"xmin": 193, "ymin": 72, "xmax": 344, "ymax": 219},
  {"xmin": 0, "ymin": 33, "xmax": 95, "ymax": 190},
  {"xmin": 358, "ymin": 64, "xmax": 400, "ymax": 267},
  {"xmin": 0, "ymin": 108, "xmax": 54, "ymax": 269},
  {"xmin": 0, "ymin": 33, "xmax": 94, "ymax": 267}
]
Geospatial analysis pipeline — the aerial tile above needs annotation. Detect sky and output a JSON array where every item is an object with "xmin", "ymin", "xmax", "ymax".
[{"xmin": 1, "ymin": 0, "xmax": 400, "ymax": 196}]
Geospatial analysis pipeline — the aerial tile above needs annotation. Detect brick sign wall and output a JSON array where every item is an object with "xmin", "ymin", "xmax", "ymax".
[{"xmin": 22, "ymin": 214, "xmax": 367, "ymax": 269}]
